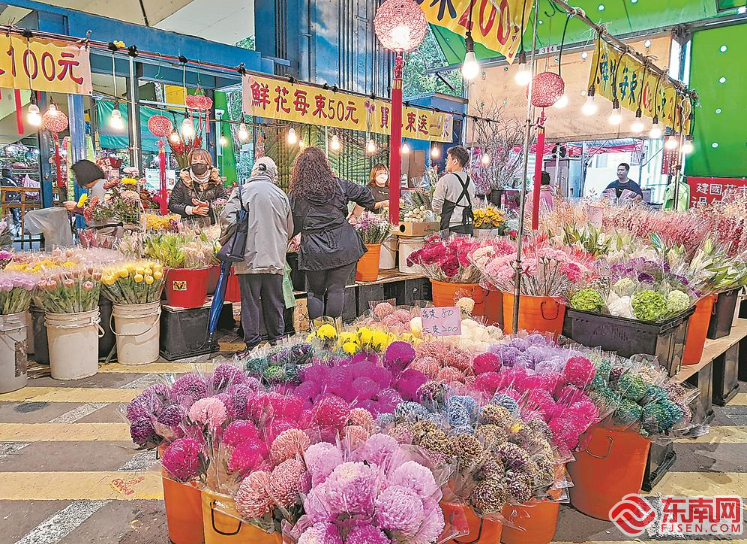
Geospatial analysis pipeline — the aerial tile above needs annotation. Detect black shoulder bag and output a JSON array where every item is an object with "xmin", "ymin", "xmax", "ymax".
[{"xmin": 217, "ymin": 188, "xmax": 248, "ymax": 263}]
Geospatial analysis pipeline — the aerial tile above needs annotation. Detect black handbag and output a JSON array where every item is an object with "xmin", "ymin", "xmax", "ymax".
[{"xmin": 217, "ymin": 189, "xmax": 248, "ymax": 263}]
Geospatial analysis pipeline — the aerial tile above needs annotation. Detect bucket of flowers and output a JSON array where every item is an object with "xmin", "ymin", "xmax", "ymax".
[
  {"xmin": 0, "ymin": 270, "xmax": 37, "ymax": 393},
  {"xmin": 353, "ymin": 211, "xmax": 391, "ymax": 282},
  {"xmin": 472, "ymin": 205, "xmax": 507, "ymax": 238}
]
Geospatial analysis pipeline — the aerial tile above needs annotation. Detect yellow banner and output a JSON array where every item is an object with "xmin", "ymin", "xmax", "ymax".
[
  {"xmin": 589, "ymin": 38, "xmax": 691, "ymax": 133},
  {"xmin": 417, "ymin": 0, "xmax": 533, "ymax": 64},
  {"xmin": 242, "ymin": 75, "xmax": 454, "ymax": 142},
  {"xmin": 0, "ymin": 35, "xmax": 92, "ymax": 95}
]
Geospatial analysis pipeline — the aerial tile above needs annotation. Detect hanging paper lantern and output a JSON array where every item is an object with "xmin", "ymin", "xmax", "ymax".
[
  {"xmin": 42, "ymin": 109, "xmax": 69, "ymax": 133},
  {"xmin": 148, "ymin": 115, "xmax": 173, "ymax": 137},
  {"xmin": 374, "ymin": 0, "xmax": 428, "ymax": 52},
  {"xmin": 528, "ymin": 72, "xmax": 565, "ymax": 108},
  {"xmin": 185, "ymin": 88, "xmax": 213, "ymax": 111}
]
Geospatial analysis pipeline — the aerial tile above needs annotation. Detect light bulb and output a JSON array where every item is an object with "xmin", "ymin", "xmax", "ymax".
[
  {"xmin": 219, "ymin": 135, "xmax": 228, "ymax": 147},
  {"xmin": 515, "ymin": 63, "xmax": 531, "ymax": 86},
  {"xmin": 181, "ymin": 118, "xmax": 194, "ymax": 138},
  {"xmin": 581, "ymin": 96, "xmax": 598, "ymax": 116},
  {"xmin": 287, "ymin": 128, "xmax": 298, "ymax": 145},
  {"xmin": 238, "ymin": 123, "xmax": 249, "ymax": 141},
  {"xmin": 681, "ymin": 141, "xmax": 694, "ymax": 154},
  {"xmin": 299, "ymin": 139, "xmax": 305, "ymax": 149},
  {"xmin": 462, "ymin": 51, "xmax": 480, "ymax": 80},
  {"xmin": 608, "ymin": 108, "xmax": 622, "ymax": 125},
  {"xmin": 330, "ymin": 135, "xmax": 341, "ymax": 151},
  {"xmin": 27, "ymin": 104, "xmax": 41, "ymax": 127},
  {"xmin": 481, "ymin": 153, "xmax": 491, "ymax": 165},
  {"xmin": 401, "ymin": 142, "xmax": 410, "ymax": 154},
  {"xmin": 581, "ymin": 51, "xmax": 589, "ymax": 60},
  {"xmin": 430, "ymin": 147, "xmax": 440, "ymax": 158},
  {"xmin": 665, "ymin": 138, "xmax": 679, "ymax": 150},
  {"xmin": 48, "ymin": 103, "xmax": 59, "ymax": 116},
  {"xmin": 366, "ymin": 139, "xmax": 377, "ymax": 154},
  {"xmin": 169, "ymin": 132, "xmax": 180, "ymax": 143},
  {"xmin": 110, "ymin": 107, "xmax": 124, "ymax": 130},
  {"xmin": 631, "ymin": 119, "xmax": 644, "ymax": 133},
  {"xmin": 554, "ymin": 94, "xmax": 568, "ymax": 109},
  {"xmin": 738, "ymin": 6, "xmax": 746, "ymax": 14},
  {"xmin": 390, "ymin": 25, "xmax": 411, "ymax": 50},
  {"xmin": 650, "ymin": 125, "xmax": 662, "ymax": 139}
]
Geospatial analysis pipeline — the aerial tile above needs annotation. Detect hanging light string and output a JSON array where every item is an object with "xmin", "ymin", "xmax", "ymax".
[
  {"xmin": 588, "ymin": 32, "xmax": 603, "ymax": 94},
  {"xmin": 557, "ymin": 12, "xmax": 572, "ymax": 78}
]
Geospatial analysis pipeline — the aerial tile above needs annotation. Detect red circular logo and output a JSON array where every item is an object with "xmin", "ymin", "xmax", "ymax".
[{"xmin": 610, "ymin": 494, "xmax": 656, "ymax": 536}]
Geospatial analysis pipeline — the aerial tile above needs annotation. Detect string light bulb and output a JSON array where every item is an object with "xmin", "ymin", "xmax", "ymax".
[
  {"xmin": 238, "ymin": 123, "xmax": 249, "ymax": 142},
  {"xmin": 287, "ymin": 127, "xmax": 298, "ymax": 145},
  {"xmin": 169, "ymin": 132, "xmax": 180, "ymax": 143},
  {"xmin": 481, "ymin": 153, "xmax": 491, "ymax": 165},
  {"xmin": 330, "ymin": 134, "xmax": 341, "ymax": 151},
  {"xmin": 401, "ymin": 141, "xmax": 410, "ymax": 154},
  {"xmin": 47, "ymin": 103, "xmax": 59, "ymax": 116},
  {"xmin": 608, "ymin": 99, "xmax": 622, "ymax": 125},
  {"xmin": 430, "ymin": 146, "xmax": 440, "ymax": 158},
  {"xmin": 581, "ymin": 95, "xmax": 597, "ymax": 116},
  {"xmin": 515, "ymin": 52, "xmax": 531, "ymax": 86},
  {"xmin": 631, "ymin": 109, "xmax": 644, "ymax": 133},
  {"xmin": 181, "ymin": 117, "xmax": 194, "ymax": 138},
  {"xmin": 27, "ymin": 104, "xmax": 41, "ymax": 127},
  {"xmin": 665, "ymin": 137, "xmax": 679, "ymax": 150},
  {"xmin": 110, "ymin": 105, "xmax": 124, "ymax": 130},
  {"xmin": 299, "ymin": 139, "xmax": 306, "ymax": 149},
  {"xmin": 461, "ymin": 31, "xmax": 480, "ymax": 80},
  {"xmin": 649, "ymin": 116, "xmax": 662, "ymax": 139},
  {"xmin": 681, "ymin": 139, "xmax": 694, "ymax": 155},
  {"xmin": 554, "ymin": 94, "xmax": 569, "ymax": 109},
  {"xmin": 366, "ymin": 139, "xmax": 377, "ymax": 154},
  {"xmin": 219, "ymin": 135, "xmax": 228, "ymax": 147}
]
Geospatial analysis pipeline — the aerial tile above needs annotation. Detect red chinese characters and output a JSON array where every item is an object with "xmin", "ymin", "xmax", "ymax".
[
  {"xmin": 405, "ymin": 111, "xmax": 417, "ymax": 132},
  {"xmin": 274, "ymin": 86, "xmax": 291, "ymax": 114},
  {"xmin": 250, "ymin": 81, "xmax": 271, "ymax": 110},
  {"xmin": 293, "ymin": 89, "xmax": 310, "ymax": 115}
]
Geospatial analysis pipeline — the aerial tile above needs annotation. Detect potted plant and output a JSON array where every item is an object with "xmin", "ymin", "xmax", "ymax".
[{"xmin": 353, "ymin": 211, "xmax": 391, "ymax": 282}]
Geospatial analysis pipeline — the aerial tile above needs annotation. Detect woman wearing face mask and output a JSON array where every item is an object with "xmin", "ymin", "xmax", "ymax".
[
  {"xmin": 352, "ymin": 164, "xmax": 390, "ymax": 219},
  {"xmin": 168, "ymin": 148, "xmax": 227, "ymax": 226}
]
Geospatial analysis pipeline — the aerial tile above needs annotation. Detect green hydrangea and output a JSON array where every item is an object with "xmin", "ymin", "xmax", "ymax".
[
  {"xmin": 245, "ymin": 357, "xmax": 268, "ymax": 376},
  {"xmin": 612, "ymin": 277, "xmax": 637, "ymax": 297},
  {"xmin": 262, "ymin": 365, "xmax": 287, "ymax": 384},
  {"xmin": 666, "ymin": 290, "xmax": 691, "ymax": 314},
  {"xmin": 641, "ymin": 402, "xmax": 673, "ymax": 435},
  {"xmin": 632, "ymin": 290, "xmax": 667, "ymax": 321},
  {"xmin": 617, "ymin": 373, "xmax": 648, "ymax": 401},
  {"xmin": 614, "ymin": 398, "xmax": 644, "ymax": 426},
  {"xmin": 645, "ymin": 384, "xmax": 669, "ymax": 403},
  {"xmin": 571, "ymin": 288, "xmax": 606, "ymax": 312}
]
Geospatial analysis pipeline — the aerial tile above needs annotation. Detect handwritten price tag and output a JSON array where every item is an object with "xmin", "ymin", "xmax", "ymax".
[{"xmin": 421, "ymin": 307, "xmax": 462, "ymax": 337}]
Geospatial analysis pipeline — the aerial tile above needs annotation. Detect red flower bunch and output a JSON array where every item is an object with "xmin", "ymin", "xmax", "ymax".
[{"xmin": 406, "ymin": 235, "xmax": 485, "ymax": 283}]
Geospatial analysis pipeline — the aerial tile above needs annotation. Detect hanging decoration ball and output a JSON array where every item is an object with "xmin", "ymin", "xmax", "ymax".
[
  {"xmin": 374, "ymin": 0, "xmax": 428, "ymax": 52},
  {"xmin": 148, "ymin": 115, "xmax": 173, "ymax": 137},
  {"xmin": 528, "ymin": 72, "xmax": 565, "ymax": 108},
  {"xmin": 185, "ymin": 88, "xmax": 213, "ymax": 111},
  {"xmin": 42, "ymin": 109, "xmax": 68, "ymax": 133}
]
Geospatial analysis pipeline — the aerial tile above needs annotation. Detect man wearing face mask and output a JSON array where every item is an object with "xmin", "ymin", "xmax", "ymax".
[{"xmin": 169, "ymin": 148, "xmax": 228, "ymax": 226}]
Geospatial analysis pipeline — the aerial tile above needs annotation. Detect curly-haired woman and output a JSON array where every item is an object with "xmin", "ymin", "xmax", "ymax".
[
  {"xmin": 290, "ymin": 147, "xmax": 375, "ymax": 320},
  {"xmin": 168, "ymin": 148, "xmax": 227, "ymax": 226}
]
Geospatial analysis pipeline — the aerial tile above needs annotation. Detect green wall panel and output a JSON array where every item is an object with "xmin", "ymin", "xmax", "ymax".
[{"xmin": 686, "ymin": 23, "xmax": 747, "ymax": 178}]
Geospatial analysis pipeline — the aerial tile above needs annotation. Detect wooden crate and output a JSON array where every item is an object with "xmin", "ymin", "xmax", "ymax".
[{"xmin": 397, "ymin": 221, "xmax": 440, "ymax": 237}]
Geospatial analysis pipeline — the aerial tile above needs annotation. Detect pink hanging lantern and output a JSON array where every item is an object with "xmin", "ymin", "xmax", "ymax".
[
  {"xmin": 148, "ymin": 115, "xmax": 173, "ymax": 137},
  {"xmin": 528, "ymin": 72, "xmax": 565, "ymax": 108},
  {"xmin": 374, "ymin": 0, "xmax": 427, "ymax": 224},
  {"xmin": 42, "ymin": 106, "xmax": 69, "ymax": 189}
]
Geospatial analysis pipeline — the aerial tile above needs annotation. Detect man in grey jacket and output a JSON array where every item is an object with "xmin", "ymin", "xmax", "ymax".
[{"xmin": 222, "ymin": 157, "xmax": 293, "ymax": 350}]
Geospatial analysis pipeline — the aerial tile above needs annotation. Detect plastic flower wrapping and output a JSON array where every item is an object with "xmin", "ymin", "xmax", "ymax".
[
  {"xmin": 353, "ymin": 211, "xmax": 391, "ymax": 245},
  {"xmin": 143, "ymin": 230, "xmax": 214, "ymax": 269},
  {"xmin": 473, "ymin": 205, "xmax": 507, "ymax": 232},
  {"xmin": 379, "ymin": 389, "xmax": 563, "ymax": 517},
  {"xmin": 101, "ymin": 259, "xmax": 165, "ymax": 304},
  {"xmin": 0, "ymin": 249, "xmax": 12, "ymax": 269},
  {"xmin": 0, "ymin": 271, "xmax": 37, "ymax": 314},
  {"xmin": 282, "ymin": 434, "xmax": 452, "ymax": 544},
  {"xmin": 406, "ymin": 235, "xmax": 501, "ymax": 283},
  {"xmin": 143, "ymin": 212, "xmax": 181, "ymax": 233},
  {"xmin": 241, "ymin": 342, "xmax": 315, "ymax": 386}
]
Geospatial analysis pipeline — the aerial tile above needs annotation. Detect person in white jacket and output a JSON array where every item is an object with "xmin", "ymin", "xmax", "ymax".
[{"xmin": 221, "ymin": 157, "xmax": 293, "ymax": 351}]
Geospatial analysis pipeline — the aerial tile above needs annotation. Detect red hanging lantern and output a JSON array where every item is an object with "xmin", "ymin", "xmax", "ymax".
[
  {"xmin": 185, "ymin": 88, "xmax": 213, "ymax": 111},
  {"xmin": 148, "ymin": 115, "xmax": 173, "ymax": 137},
  {"xmin": 528, "ymin": 72, "xmax": 565, "ymax": 108},
  {"xmin": 374, "ymin": 0, "xmax": 428, "ymax": 53},
  {"xmin": 42, "ymin": 107, "xmax": 69, "ymax": 134}
]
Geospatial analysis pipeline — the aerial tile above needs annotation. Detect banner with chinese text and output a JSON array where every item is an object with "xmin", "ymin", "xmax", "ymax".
[
  {"xmin": 242, "ymin": 75, "xmax": 453, "ymax": 142},
  {"xmin": 416, "ymin": 0, "xmax": 533, "ymax": 64},
  {"xmin": 588, "ymin": 38, "xmax": 691, "ymax": 134},
  {"xmin": 688, "ymin": 176, "xmax": 747, "ymax": 206},
  {"xmin": 0, "ymin": 35, "xmax": 92, "ymax": 95}
]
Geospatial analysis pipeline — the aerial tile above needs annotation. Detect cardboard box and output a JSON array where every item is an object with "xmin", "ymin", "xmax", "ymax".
[{"xmin": 397, "ymin": 221, "xmax": 440, "ymax": 237}]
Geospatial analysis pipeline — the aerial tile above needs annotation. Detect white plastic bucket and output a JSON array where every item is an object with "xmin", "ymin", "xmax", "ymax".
[
  {"xmin": 380, "ymin": 236, "xmax": 398, "ymax": 270},
  {"xmin": 399, "ymin": 236, "xmax": 425, "ymax": 274},
  {"xmin": 46, "ymin": 309, "xmax": 103, "ymax": 380},
  {"xmin": 25, "ymin": 310, "xmax": 34, "ymax": 355},
  {"xmin": 0, "ymin": 312, "xmax": 28, "ymax": 393},
  {"xmin": 112, "ymin": 302, "xmax": 161, "ymax": 365}
]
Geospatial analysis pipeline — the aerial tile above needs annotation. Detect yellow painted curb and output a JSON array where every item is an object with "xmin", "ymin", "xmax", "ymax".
[
  {"xmin": 0, "ymin": 423, "xmax": 131, "ymax": 442},
  {"xmin": 0, "ymin": 387, "xmax": 142, "ymax": 404},
  {"xmin": 729, "ymin": 393, "xmax": 747, "ymax": 406},
  {"xmin": 0, "ymin": 471, "xmax": 163, "ymax": 501},
  {"xmin": 98, "ymin": 362, "xmax": 218, "ymax": 374}
]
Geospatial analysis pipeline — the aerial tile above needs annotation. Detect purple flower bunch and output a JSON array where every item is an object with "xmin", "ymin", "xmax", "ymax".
[
  {"xmin": 292, "ymin": 433, "xmax": 445, "ymax": 544},
  {"xmin": 125, "ymin": 383, "xmax": 175, "ymax": 448}
]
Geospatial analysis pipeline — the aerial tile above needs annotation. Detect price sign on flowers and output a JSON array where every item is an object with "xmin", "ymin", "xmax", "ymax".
[
  {"xmin": 0, "ymin": 35, "xmax": 92, "ymax": 95},
  {"xmin": 242, "ymin": 75, "xmax": 453, "ymax": 142},
  {"xmin": 421, "ymin": 306, "xmax": 462, "ymax": 337}
]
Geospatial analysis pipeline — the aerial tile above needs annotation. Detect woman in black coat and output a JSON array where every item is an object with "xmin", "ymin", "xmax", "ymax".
[
  {"xmin": 289, "ymin": 147, "xmax": 375, "ymax": 320},
  {"xmin": 168, "ymin": 148, "xmax": 227, "ymax": 226}
]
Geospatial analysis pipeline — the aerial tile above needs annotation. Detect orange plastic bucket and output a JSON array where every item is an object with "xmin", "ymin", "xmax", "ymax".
[
  {"xmin": 441, "ymin": 502, "xmax": 503, "ymax": 543},
  {"xmin": 356, "ymin": 244, "xmax": 381, "ymax": 282},
  {"xmin": 165, "ymin": 267, "xmax": 210, "ymax": 308},
  {"xmin": 568, "ymin": 425, "xmax": 651, "ymax": 520},
  {"xmin": 501, "ymin": 499, "xmax": 560, "ymax": 544},
  {"xmin": 484, "ymin": 289, "xmax": 503, "ymax": 327},
  {"xmin": 201, "ymin": 489, "xmax": 281, "ymax": 544},
  {"xmin": 162, "ymin": 477, "xmax": 205, "ymax": 544},
  {"xmin": 431, "ymin": 280, "xmax": 488, "ymax": 317},
  {"xmin": 502, "ymin": 292, "xmax": 565, "ymax": 336},
  {"xmin": 683, "ymin": 294, "xmax": 716, "ymax": 364}
]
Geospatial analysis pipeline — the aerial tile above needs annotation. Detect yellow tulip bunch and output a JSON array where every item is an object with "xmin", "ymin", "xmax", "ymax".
[
  {"xmin": 101, "ymin": 260, "xmax": 165, "ymax": 304},
  {"xmin": 144, "ymin": 213, "xmax": 180, "ymax": 232},
  {"xmin": 473, "ymin": 206, "xmax": 506, "ymax": 229}
]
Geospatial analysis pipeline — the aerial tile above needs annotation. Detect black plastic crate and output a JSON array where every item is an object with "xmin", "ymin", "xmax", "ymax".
[
  {"xmin": 642, "ymin": 441, "xmax": 676, "ymax": 492},
  {"xmin": 564, "ymin": 307, "xmax": 695, "ymax": 376},
  {"xmin": 707, "ymin": 288, "xmax": 740, "ymax": 340},
  {"xmin": 713, "ymin": 343, "xmax": 740, "ymax": 406},
  {"xmin": 160, "ymin": 305, "xmax": 218, "ymax": 361}
]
